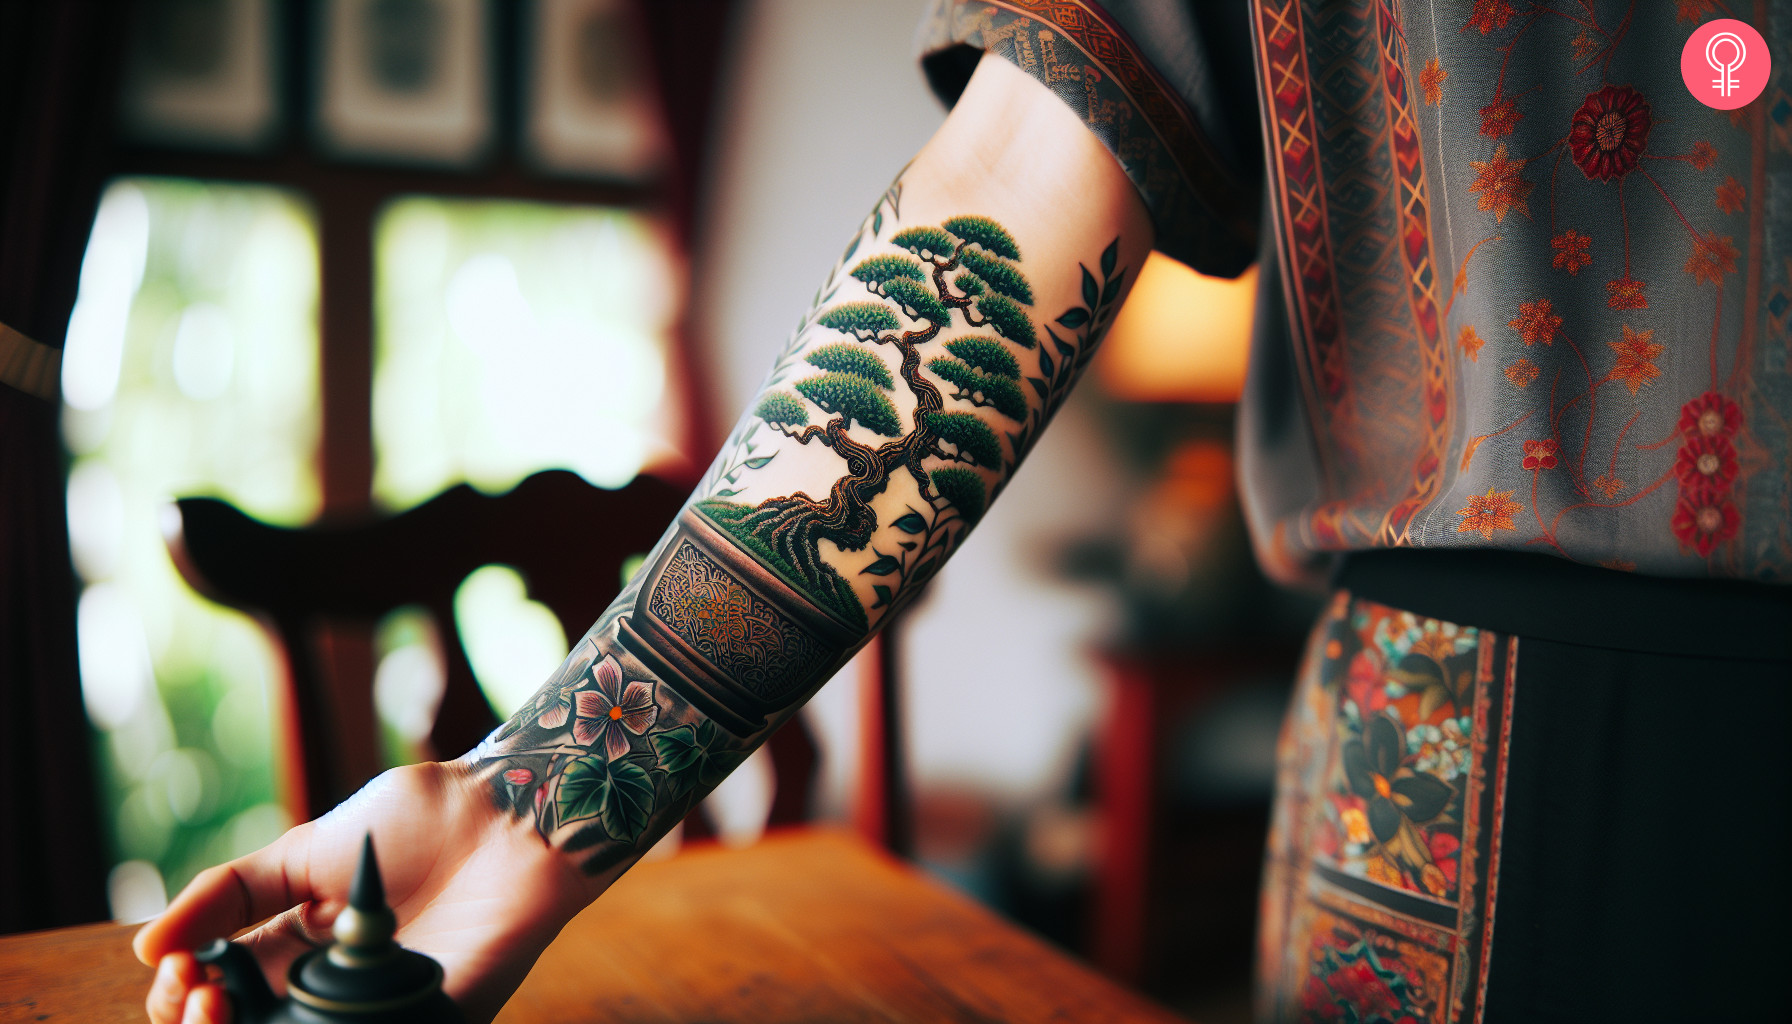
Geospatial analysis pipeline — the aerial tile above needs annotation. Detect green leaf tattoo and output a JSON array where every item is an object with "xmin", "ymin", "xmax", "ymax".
[{"xmin": 558, "ymin": 754, "xmax": 655, "ymax": 843}]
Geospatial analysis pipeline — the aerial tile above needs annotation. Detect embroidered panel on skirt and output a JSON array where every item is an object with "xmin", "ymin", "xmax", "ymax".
[{"xmin": 1256, "ymin": 592, "xmax": 1516, "ymax": 1023}]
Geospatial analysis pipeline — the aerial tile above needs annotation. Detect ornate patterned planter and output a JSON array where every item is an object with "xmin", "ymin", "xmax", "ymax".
[{"xmin": 617, "ymin": 506, "xmax": 860, "ymax": 736}]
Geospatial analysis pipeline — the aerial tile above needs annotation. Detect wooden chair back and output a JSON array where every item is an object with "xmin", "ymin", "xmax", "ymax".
[{"xmin": 164, "ymin": 469, "xmax": 821, "ymax": 833}]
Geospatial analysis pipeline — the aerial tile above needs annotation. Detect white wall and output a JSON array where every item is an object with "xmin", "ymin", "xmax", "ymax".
[{"xmin": 692, "ymin": 0, "xmax": 1125, "ymax": 813}]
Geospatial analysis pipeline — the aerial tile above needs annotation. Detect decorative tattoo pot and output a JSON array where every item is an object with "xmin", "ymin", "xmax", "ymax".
[{"xmin": 617, "ymin": 505, "xmax": 859, "ymax": 736}]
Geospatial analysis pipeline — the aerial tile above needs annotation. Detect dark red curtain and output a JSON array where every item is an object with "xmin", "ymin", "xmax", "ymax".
[{"xmin": 0, "ymin": 0, "xmax": 128, "ymax": 932}]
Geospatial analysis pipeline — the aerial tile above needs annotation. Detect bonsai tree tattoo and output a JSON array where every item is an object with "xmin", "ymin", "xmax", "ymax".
[
  {"xmin": 699, "ymin": 213, "xmax": 1053, "ymax": 624},
  {"xmin": 469, "ymin": 176, "xmax": 1130, "ymax": 874}
]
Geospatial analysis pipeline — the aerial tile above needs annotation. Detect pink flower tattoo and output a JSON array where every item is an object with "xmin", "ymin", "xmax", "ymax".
[{"xmin": 573, "ymin": 655, "xmax": 658, "ymax": 760}]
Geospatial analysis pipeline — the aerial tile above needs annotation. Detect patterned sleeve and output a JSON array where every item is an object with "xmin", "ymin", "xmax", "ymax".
[{"xmin": 917, "ymin": 0, "xmax": 1261, "ymax": 278}]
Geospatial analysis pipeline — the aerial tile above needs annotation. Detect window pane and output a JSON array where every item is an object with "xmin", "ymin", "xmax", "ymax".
[
  {"xmin": 62, "ymin": 178, "xmax": 319, "ymax": 919},
  {"xmin": 373, "ymin": 197, "xmax": 683, "ymax": 510}
]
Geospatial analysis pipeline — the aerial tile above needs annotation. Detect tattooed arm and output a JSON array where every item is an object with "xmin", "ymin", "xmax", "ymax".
[{"xmin": 135, "ymin": 53, "xmax": 1153, "ymax": 1024}]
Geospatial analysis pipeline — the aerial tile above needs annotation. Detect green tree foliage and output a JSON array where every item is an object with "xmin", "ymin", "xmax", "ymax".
[
  {"xmin": 883, "ymin": 277, "xmax": 950, "ymax": 325},
  {"xmin": 942, "ymin": 215, "xmax": 1020, "ymax": 261},
  {"xmin": 957, "ymin": 247, "xmax": 1033, "ymax": 304},
  {"xmin": 974, "ymin": 292, "xmax": 1035, "ymax": 348},
  {"xmin": 818, "ymin": 301, "xmax": 899, "ymax": 338},
  {"xmin": 891, "ymin": 226, "xmax": 958, "ymax": 260},
  {"xmin": 922, "ymin": 410, "xmax": 1002, "ymax": 467},
  {"xmin": 951, "ymin": 272, "xmax": 986, "ymax": 296},
  {"xmin": 805, "ymin": 342, "xmax": 893, "ymax": 388},
  {"xmin": 929, "ymin": 467, "xmax": 987, "ymax": 524},
  {"xmin": 926, "ymin": 356, "xmax": 1026, "ymax": 420},
  {"xmin": 755, "ymin": 391, "xmax": 809, "ymax": 427},
  {"xmin": 796, "ymin": 372, "xmax": 901, "ymax": 436},
  {"xmin": 849, "ymin": 254, "xmax": 925, "ymax": 292},
  {"xmin": 944, "ymin": 336, "xmax": 1020, "ymax": 379}
]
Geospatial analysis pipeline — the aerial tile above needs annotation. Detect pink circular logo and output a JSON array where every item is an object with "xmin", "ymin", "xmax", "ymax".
[{"xmin": 1681, "ymin": 19, "xmax": 1770, "ymax": 110}]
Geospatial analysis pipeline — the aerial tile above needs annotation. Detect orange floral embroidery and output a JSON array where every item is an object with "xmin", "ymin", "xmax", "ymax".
[
  {"xmin": 1458, "ymin": 324, "xmax": 1485, "ymax": 361},
  {"xmin": 1716, "ymin": 176, "xmax": 1746, "ymax": 214},
  {"xmin": 1509, "ymin": 298, "xmax": 1562, "ymax": 345},
  {"xmin": 1592, "ymin": 473, "xmax": 1625, "ymax": 498},
  {"xmin": 1606, "ymin": 274, "xmax": 1648, "ymax": 309},
  {"xmin": 1608, "ymin": 324, "xmax": 1664, "ymax": 395},
  {"xmin": 1466, "ymin": 0, "xmax": 1514, "ymax": 33},
  {"xmin": 1571, "ymin": 30, "xmax": 1598, "ymax": 60},
  {"xmin": 1685, "ymin": 230, "xmax": 1739, "ymax": 286},
  {"xmin": 1420, "ymin": 58, "xmax": 1447, "ymax": 106},
  {"xmin": 1688, "ymin": 140, "xmax": 1718, "ymax": 171},
  {"xmin": 1504, "ymin": 357, "xmax": 1540, "ymax": 388},
  {"xmin": 1521, "ymin": 438, "xmax": 1559, "ymax": 470},
  {"xmin": 1479, "ymin": 97, "xmax": 1522, "ymax": 138},
  {"xmin": 1551, "ymin": 230, "xmax": 1592, "ymax": 274},
  {"xmin": 1469, "ymin": 144, "xmax": 1533, "ymax": 222},
  {"xmin": 1456, "ymin": 488, "xmax": 1522, "ymax": 539}
]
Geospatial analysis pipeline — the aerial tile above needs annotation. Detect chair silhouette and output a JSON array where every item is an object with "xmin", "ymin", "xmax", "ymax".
[{"xmin": 165, "ymin": 469, "xmax": 820, "ymax": 834}]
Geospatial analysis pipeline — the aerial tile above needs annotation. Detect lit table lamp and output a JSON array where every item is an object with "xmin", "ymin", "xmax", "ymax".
[{"xmin": 1092, "ymin": 253, "xmax": 1255, "ymax": 404}]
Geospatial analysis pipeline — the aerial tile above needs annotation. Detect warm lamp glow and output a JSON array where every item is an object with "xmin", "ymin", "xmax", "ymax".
[{"xmin": 1094, "ymin": 253, "xmax": 1255, "ymax": 403}]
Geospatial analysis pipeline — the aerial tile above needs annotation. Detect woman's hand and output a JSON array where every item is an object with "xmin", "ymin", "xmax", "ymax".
[{"xmin": 134, "ymin": 760, "xmax": 595, "ymax": 1024}]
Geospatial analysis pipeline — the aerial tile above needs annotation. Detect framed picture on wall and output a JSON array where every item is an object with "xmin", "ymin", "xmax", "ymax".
[
  {"xmin": 525, "ymin": 0, "xmax": 668, "ymax": 179},
  {"xmin": 314, "ymin": 0, "xmax": 493, "ymax": 166},
  {"xmin": 120, "ymin": 0, "xmax": 281, "ymax": 150}
]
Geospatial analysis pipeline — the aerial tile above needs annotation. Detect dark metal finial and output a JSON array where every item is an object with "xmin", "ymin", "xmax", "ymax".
[
  {"xmin": 331, "ymin": 832, "xmax": 397, "ymax": 957},
  {"xmin": 350, "ymin": 833, "xmax": 385, "ymax": 913}
]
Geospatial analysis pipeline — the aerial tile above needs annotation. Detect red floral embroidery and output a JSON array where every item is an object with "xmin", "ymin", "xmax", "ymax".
[
  {"xmin": 1688, "ymin": 140, "xmax": 1718, "ymax": 171},
  {"xmin": 1551, "ymin": 229, "xmax": 1592, "ymax": 274},
  {"xmin": 1674, "ymin": 434, "xmax": 1738, "ymax": 491},
  {"xmin": 1678, "ymin": 0, "xmax": 1719, "ymax": 23},
  {"xmin": 1466, "ymin": 0, "xmax": 1514, "ymax": 34},
  {"xmin": 1479, "ymin": 96, "xmax": 1522, "ymax": 138},
  {"xmin": 1428, "ymin": 831, "xmax": 1461, "ymax": 888},
  {"xmin": 1678, "ymin": 391, "xmax": 1742, "ymax": 439},
  {"xmin": 1345, "ymin": 651, "xmax": 1389, "ymax": 717},
  {"xmin": 1685, "ymin": 230, "xmax": 1739, "ymax": 286},
  {"xmin": 1326, "ymin": 959, "xmax": 1403, "ymax": 1021},
  {"xmin": 1521, "ymin": 438, "xmax": 1559, "ymax": 470},
  {"xmin": 1569, "ymin": 86, "xmax": 1652, "ymax": 182},
  {"xmin": 1716, "ymin": 176, "xmax": 1746, "ymax": 214},
  {"xmin": 1671, "ymin": 490, "xmax": 1740, "ymax": 556},
  {"xmin": 1509, "ymin": 298, "xmax": 1562, "ymax": 345},
  {"xmin": 1606, "ymin": 274, "xmax": 1648, "ymax": 309}
]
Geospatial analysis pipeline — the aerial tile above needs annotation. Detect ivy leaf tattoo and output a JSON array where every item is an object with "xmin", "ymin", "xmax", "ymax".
[{"xmin": 558, "ymin": 754, "xmax": 655, "ymax": 844}]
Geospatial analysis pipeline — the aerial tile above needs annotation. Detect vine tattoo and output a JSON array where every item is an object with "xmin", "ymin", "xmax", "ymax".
[{"xmin": 468, "ymin": 176, "xmax": 1129, "ymax": 874}]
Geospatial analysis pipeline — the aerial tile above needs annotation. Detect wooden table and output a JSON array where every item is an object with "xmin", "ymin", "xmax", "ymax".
[{"xmin": 0, "ymin": 828, "xmax": 1188, "ymax": 1023}]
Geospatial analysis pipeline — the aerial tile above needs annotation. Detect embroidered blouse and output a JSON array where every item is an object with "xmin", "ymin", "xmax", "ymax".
[{"xmin": 919, "ymin": 0, "xmax": 1792, "ymax": 585}]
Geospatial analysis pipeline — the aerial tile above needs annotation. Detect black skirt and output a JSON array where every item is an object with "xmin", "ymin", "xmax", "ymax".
[{"xmin": 1253, "ymin": 549, "xmax": 1792, "ymax": 1024}]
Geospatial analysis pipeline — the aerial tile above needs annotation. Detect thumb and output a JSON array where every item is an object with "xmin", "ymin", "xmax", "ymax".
[{"xmin": 133, "ymin": 821, "xmax": 321, "ymax": 966}]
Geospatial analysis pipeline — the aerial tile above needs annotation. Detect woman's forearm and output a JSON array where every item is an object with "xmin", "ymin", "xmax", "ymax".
[{"xmin": 462, "ymin": 55, "xmax": 1154, "ymax": 888}]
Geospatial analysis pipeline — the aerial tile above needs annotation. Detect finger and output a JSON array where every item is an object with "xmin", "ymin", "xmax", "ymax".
[
  {"xmin": 227, "ymin": 902, "xmax": 338, "ymax": 995},
  {"xmin": 181, "ymin": 983, "xmax": 232, "ymax": 1024},
  {"xmin": 147, "ymin": 952, "xmax": 203, "ymax": 1024},
  {"xmin": 134, "ymin": 822, "xmax": 317, "ymax": 965}
]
